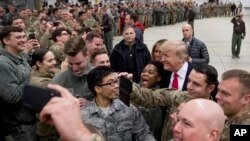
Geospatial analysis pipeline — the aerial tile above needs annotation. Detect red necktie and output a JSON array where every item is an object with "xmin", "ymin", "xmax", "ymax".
[{"xmin": 172, "ymin": 73, "xmax": 178, "ymax": 90}]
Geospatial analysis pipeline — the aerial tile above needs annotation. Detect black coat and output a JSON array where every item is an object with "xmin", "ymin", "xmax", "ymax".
[{"xmin": 110, "ymin": 40, "xmax": 151, "ymax": 83}]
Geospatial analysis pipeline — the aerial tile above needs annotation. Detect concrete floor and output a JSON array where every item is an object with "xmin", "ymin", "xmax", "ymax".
[{"xmin": 113, "ymin": 16, "xmax": 250, "ymax": 79}]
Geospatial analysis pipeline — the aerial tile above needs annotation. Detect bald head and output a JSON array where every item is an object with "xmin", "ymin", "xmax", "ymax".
[
  {"xmin": 185, "ymin": 99, "xmax": 225, "ymax": 132},
  {"xmin": 173, "ymin": 99, "xmax": 226, "ymax": 141},
  {"xmin": 182, "ymin": 24, "xmax": 193, "ymax": 40}
]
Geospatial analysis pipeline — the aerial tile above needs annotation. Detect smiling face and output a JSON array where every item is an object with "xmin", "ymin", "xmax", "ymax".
[
  {"xmin": 186, "ymin": 70, "xmax": 214, "ymax": 99},
  {"xmin": 160, "ymin": 41, "xmax": 187, "ymax": 72},
  {"xmin": 11, "ymin": 18, "xmax": 26, "ymax": 30},
  {"xmin": 3, "ymin": 31, "xmax": 27, "ymax": 55},
  {"xmin": 161, "ymin": 47, "xmax": 182, "ymax": 72},
  {"xmin": 96, "ymin": 73, "xmax": 119, "ymax": 100},
  {"xmin": 152, "ymin": 44, "xmax": 162, "ymax": 62},
  {"xmin": 37, "ymin": 51, "xmax": 57, "ymax": 74},
  {"xmin": 67, "ymin": 52, "xmax": 88, "ymax": 76},
  {"xmin": 216, "ymin": 78, "xmax": 246, "ymax": 119},
  {"xmin": 140, "ymin": 64, "xmax": 161, "ymax": 88}
]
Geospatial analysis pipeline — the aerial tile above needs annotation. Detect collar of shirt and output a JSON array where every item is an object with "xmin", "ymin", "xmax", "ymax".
[
  {"xmin": 170, "ymin": 62, "xmax": 188, "ymax": 90},
  {"xmin": 87, "ymin": 99, "xmax": 125, "ymax": 116}
]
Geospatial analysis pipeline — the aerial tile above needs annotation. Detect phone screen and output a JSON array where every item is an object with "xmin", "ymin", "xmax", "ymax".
[
  {"xmin": 28, "ymin": 33, "xmax": 36, "ymax": 40},
  {"xmin": 23, "ymin": 85, "xmax": 60, "ymax": 112},
  {"xmin": 119, "ymin": 76, "xmax": 132, "ymax": 106},
  {"xmin": 53, "ymin": 22, "xmax": 60, "ymax": 26}
]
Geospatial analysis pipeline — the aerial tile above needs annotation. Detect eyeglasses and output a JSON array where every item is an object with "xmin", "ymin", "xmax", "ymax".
[{"xmin": 97, "ymin": 79, "xmax": 119, "ymax": 87}]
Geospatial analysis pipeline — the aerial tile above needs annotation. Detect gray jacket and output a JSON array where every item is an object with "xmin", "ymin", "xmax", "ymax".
[
  {"xmin": 82, "ymin": 99, "xmax": 156, "ymax": 141},
  {"xmin": 0, "ymin": 47, "xmax": 35, "ymax": 129},
  {"xmin": 51, "ymin": 62, "xmax": 94, "ymax": 100}
]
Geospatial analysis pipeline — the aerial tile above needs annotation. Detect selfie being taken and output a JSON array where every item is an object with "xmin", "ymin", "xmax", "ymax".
[{"xmin": 0, "ymin": 0, "xmax": 250, "ymax": 141}]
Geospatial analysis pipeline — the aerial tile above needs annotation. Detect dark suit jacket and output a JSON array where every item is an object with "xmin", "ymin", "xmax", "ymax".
[{"xmin": 159, "ymin": 62, "xmax": 193, "ymax": 91}]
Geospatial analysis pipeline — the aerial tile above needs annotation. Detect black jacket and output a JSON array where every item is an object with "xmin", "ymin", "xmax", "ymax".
[
  {"xmin": 101, "ymin": 14, "xmax": 112, "ymax": 33},
  {"xmin": 110, "ymin": 40, "xmax": 151, "ymax": 83}
]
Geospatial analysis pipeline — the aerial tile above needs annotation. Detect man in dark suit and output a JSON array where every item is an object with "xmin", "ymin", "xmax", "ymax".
[{"xmin": 159, "ymin": 40, "xmax": 193, "ymax": 91}]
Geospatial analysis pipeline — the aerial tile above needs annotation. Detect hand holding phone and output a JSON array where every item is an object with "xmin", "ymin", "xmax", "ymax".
[
  {"xmin": 23, "ymin": 85, "xmax": 61, "ymax": 112},
  {"xmin": 119, "ymin": 76, "xmax": 132, "ymax": 106}
]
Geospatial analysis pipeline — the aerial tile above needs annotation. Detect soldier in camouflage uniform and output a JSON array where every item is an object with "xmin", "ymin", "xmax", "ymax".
[
  {"xmin": 226, "ymin": 3, "xmax": 231, "ymax": 17},
  {"xmin": 179, "ymin": 3, "xmax": 185, "ymax": 22},
  {"xmin": 85, "ymin": 9, "xmax": 99, "ymax": 32},
  {"xmin": 148, "ymin": 4, "xmax": 153, "ymax": 27},
  {"xmin": 200, "ymin": 4, "xmax": 204, "ymax": 19},
  {"xmin": 136, "ymin": 4, "xmax": 145, "ymax": 26},
  {"xmin": 50, "ymin": 28, "xmax": 70, "ymax": 67},
  {"xmin": 216, "ymin": 69, "xmax": 250, "ymax": 141},
  {"xmin": 144, "ymin": 4, "xmax": 150, "ymax": 28},
  {"xmin": 170, "ymin": 3, "xmax": 177, "ymax": 24},
  {"xmin": 83, "ymin": 66, "xmax": 156, "ymax": 141},
  {"xmin": 130, "ymin": 62, "xmax": 219, "ymax": 141},
  {"xmin": 154, "ymin": 3, "xmax": 161, "ymax": 26},
  {"xmin": 144, "ymin": 4, "xmax": 153, "ymax": 28},
  {"xmin": 152, "ymin": 3, "xmax": 158, "ymax": 26},
  {"xmin": 159, "ymin": 4, "xmax": 165, "ymax": 26},
  {"xmin": 163, "ymin": 3, "xmax": 170, "ymax": 25},
  {"xmin": 129, "ymin": 4, "xmax": 136, "ymax": 14}
]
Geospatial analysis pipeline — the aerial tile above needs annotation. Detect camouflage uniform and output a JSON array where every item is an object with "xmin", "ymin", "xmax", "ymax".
[
  {"xmin": 84, "ymin": 17, "xmax": 99, "ymax": 31},
  {"xmin": 144, "ymin": 7, "xmax": 150, "ymax": 28},
  {"xmin": 131, "ymin": 83, "xmax": 190, "ymax": 141},
  {"xmin": 171, "ymin": 5, "xmax": 177, "ymax": 24},
  {"xmin": 137, "ymin": 6, "xmax": 145, "ymax": 25},
  {"xmin": 162, "ymin": 4, "xmax": 169, "ymax": 25},
  {"xmin": 129, "ymin": 6, "xmax": 136, "ymax": 14},
  {"xmin": 148, "ymin": 6, "xmax": 153, "ymax": 27},
  {"xmin": 49, "ymin": 43, "xmax": 66, "ymax": 67},
  {"xmin": 82, "ymin": 99, "xmax": 156, "ymax": 141},
  {"xmin": 152, "ymin": 5, "xmax": 157, "ymax": 26},
  {"xmin": 179, "ymin": 5, "xmax": 185, "ymax": 22},
  {"xmin": 220, "ymin": 110, "xmax": 250, "ymax": 141},
  {"xmin": 159, "ymin": 6, "xmax": 164, "ymax": 25}
]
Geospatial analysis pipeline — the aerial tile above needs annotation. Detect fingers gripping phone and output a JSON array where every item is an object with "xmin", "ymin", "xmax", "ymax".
[
  {"xmin": 119, "ymin": 76, "xmax": 132, "ymax": 107},
  {"xmin": 23, "ymin": 85, "xmax": 60, "ymax": 112}
]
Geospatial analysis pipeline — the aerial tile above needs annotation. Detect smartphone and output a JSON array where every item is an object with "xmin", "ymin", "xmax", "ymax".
[
  {"xmin": 23, "ymin": 85, "xmax": 60, "ymax": 112},
  {"xmin": 119, "ymin": 76, "xmax": 132, "ymax": 106},
  {"xmin": 28, "ymin": 33, "xmax": 36, "ymax": 40}
]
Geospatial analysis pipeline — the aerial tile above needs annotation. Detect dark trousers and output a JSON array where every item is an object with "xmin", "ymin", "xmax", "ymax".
[
  {"xmin": 104, "ymin": 30, "xmax": 113, "ymax": 55},
  {"xmin": 231, "ymin": 32, "xmax": 242, "ymax": 57}
]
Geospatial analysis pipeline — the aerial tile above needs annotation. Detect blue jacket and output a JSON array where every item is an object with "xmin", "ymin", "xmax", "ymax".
[{"xmin": 183, "ymin": 37, "xmax": 210, "ymax": 65}]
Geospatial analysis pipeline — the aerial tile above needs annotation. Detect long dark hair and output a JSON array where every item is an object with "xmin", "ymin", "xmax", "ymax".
[{"xmin": 31, "ymin": 48, "xmax": 50, "ymax": 68}]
